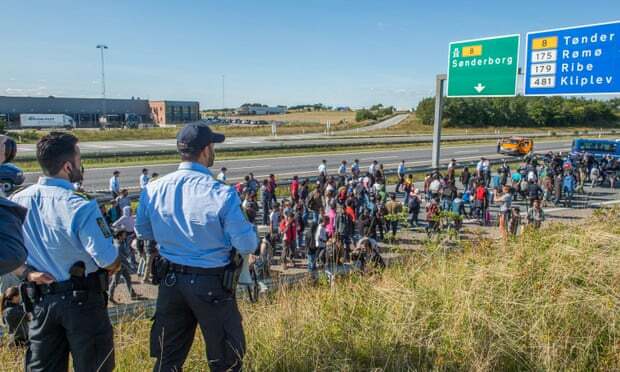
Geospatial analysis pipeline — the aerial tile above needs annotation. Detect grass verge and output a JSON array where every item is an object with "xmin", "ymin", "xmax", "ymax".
[
  {"xmin": 2, "ymin": 208, "xmax": 619, "ymax": 371},
  {"xmin": 7, "ymin": 114, "xmax": 384, "ymax": 144}
]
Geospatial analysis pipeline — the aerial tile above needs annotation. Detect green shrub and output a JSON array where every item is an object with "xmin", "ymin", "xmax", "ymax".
[
  {"xmin": 355, "ymin": 105, "xmax": 395, "ymax": 122},
  {"xmin": 416, "ymin": 96, "xmax": 619, "ymax": 127}
]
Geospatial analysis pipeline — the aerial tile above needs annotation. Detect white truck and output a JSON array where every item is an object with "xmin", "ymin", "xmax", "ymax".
[{"xmin": 19, "ymin": 114, "xmax": 76, "ymax": 130}]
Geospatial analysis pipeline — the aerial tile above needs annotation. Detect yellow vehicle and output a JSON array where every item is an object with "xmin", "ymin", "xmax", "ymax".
[{"xmin": 497, "ymin": 137, "xmax": 534, "ymax": 156}]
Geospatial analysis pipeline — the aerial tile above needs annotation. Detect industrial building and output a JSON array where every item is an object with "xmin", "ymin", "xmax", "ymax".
[
  {"xmin": 149, "ymin": 100, "xmax": 200, "ymax": 126},
  {"xmin": 0, "ymin": 96, "xmax": 200, "ymax": 128},
  {"xmin": 236, "ymin": 105, "xmax": 287, "ymax": 115}
]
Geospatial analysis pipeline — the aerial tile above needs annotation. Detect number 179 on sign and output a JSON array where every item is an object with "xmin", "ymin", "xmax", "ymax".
[{"xmin": 531, "ymin": 63, "xmax": 556, "ymax": 75}]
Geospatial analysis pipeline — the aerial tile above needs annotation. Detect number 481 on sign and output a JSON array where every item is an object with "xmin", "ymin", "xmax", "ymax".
[{"xmin": 530, "ymin": 76, "xmax": 555, "ymax": 88}]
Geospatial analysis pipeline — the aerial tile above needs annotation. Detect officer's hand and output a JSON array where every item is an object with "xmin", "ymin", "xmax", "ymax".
[{"xmin": 27, "ymin": 271, "xmax": 56, "ymax": 285}]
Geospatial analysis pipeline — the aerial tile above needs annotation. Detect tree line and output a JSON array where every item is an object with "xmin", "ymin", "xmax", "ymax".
[
  {"xmin": 355, "ymin": 104, "xmax": 395, "ymax": 122},
  {"xmin": 415, "ymin": 96, "xmax": 619, "ymax": 127}
]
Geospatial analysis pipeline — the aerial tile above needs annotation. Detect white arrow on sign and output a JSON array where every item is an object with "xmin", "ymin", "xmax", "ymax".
[{"xmin": 474, "ymin": 83, "xmax": 486, "ymax": 93}]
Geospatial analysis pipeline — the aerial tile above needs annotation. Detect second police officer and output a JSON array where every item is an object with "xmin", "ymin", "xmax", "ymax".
[
  {"xmin": 0, "ymin": 134, "xmax": 27, "ymax": 277},
  {"xmin": 135, "ymin": 123, "xmax": 259, "ymax": 372},
  {"xmin": 11, "ymin": 132, "xmax": 120, "ymax": 372}
]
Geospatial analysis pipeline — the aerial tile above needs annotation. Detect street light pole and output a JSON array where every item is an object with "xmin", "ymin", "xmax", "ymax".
[
  {"xmin": 96, "ymin": 44, "xmax": 108, "ymax": 127},
  {"xmin": 222, "ymin": 74, "xmax": 225, "ymax": 111}
]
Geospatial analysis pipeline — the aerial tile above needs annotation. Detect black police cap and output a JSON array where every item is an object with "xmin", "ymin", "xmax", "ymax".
[{"xmin": 177, "ymin": 123, "xmax": 225, "ymax": 153}]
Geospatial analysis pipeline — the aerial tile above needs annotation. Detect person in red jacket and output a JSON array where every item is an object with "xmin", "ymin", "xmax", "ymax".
[
  {"xmin": 473, "ymin": 182, "xmax": 487, "ymax": 221},
  {"xmin": 290, "ymin": 175, "xmax": 300, "ymax": 205}
]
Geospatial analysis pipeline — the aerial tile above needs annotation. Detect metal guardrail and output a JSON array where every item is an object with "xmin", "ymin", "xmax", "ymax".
[{"xmin": 15, "ymin": 129, "xmax": 612, "ymax": 162}]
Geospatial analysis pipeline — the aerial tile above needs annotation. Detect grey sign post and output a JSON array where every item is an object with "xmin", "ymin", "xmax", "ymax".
[{"xmin": 431, "ymin": 74, "xmax": 447, "ymax": 170}]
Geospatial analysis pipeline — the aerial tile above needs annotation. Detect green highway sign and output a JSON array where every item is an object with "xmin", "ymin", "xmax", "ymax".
[{"xmin": 447, "ymin": 34, "xmax": 520, "ymax": 97}]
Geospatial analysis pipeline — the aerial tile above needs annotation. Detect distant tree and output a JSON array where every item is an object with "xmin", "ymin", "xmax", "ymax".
[
  {"xmin": 240, "ymin": 103, "xmax": 267, "ymax": 107},
  {"xmin": 415, "ymin": 97, "xmax": 435, "ymax": 125},
  {"xmin": 355, "ymin": 109, "xmax": 377, "ymax": 122}
]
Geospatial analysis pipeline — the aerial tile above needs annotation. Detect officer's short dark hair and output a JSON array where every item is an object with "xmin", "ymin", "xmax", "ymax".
[
  {"xmin": 180, "ymin": 148, "xmax": 203, "ymax": 162},
  {"xmin": 36, "ymin": 132, "xmax": 79, "ymax": 176}
]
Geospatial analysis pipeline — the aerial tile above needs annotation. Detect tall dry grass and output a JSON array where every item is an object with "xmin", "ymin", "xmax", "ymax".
[{"xmin": 2, "ymin": 208, "xmax": 619, "ymax": 371}]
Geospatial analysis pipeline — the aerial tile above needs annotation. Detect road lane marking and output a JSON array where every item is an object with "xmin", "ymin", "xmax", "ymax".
[
  {"xmin": 360, "ymin": 156, "xmax": 399, "ymax": 160},
  {"xmin": 83, "ymin": 144, "xmax": 115, "ymax": 149}
]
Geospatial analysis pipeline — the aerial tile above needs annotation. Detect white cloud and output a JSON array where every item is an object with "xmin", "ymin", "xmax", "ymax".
[{"xmin": 4, "ymin": 86, "xmax": 49, "ymax": 96}]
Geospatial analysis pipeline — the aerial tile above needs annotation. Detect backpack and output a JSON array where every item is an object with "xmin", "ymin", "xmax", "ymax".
[{"xmin": 308, "ymin": 193, "xmax": 322, "ymax": 211}]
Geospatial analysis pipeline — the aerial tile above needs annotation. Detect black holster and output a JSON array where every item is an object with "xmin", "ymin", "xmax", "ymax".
[
  {"xmin": 222, "ymin": 250, "xmax": 243, "ymax": 294},
  {"xmin": 151, "ymin": 254, "xmax": 169, "ymax": 285},
  {"xmin": 19, "ymin": 282, "xmax": 36, "ymax": 314}
]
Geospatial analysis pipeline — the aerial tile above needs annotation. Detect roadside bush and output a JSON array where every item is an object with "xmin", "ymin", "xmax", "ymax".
[
  {"xmin": 355, "ymin": 105, "xmax": 395, "ymax": 122},
  {"xmin": 415, "ymin": 96, "xmax": 619, "ymax": 127},
  {"xmin": 355, "ymin": 109, "xmax": 377, "ymax": 122}
]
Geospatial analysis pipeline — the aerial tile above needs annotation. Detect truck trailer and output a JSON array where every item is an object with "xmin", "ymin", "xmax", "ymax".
[{"xmin": 19, "ymin": 114, "xmax": 76, "ymax": 130}]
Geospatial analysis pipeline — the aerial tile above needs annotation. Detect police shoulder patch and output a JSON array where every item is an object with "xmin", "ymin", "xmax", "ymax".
[
  {"xmin": 96, "ymin": 217, "xmax": 113, "ymax": 238},
  {"xmin": 10, "ymin": 185, "xmax": 30, "ymax": 195},
  {"xmin": 73, "ymin": 191, "xmax": 90, "ymax": 200}
]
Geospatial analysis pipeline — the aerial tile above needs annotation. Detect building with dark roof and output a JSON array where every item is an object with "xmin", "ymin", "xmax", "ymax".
[{"xmin": 0, "ymin": 96, "xmax": 199, "ymax": 128}]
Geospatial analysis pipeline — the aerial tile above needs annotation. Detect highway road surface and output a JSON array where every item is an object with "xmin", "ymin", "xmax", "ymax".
[
  {"xmin": 23, "ymin": 139, "xmax": 573, "ymax": 192},
  {"xmin": 334, "ymin": 113, "xmax": 408, "ymax": 134},
  {"xmin": 15, "ymin": 114, "xmax": 409, "ymax": 157}
]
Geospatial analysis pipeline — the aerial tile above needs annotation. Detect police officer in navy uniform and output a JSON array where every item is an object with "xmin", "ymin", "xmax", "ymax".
[
  {"xmin": 11, "ymin": 132, "xmax": 120, "ymax": 372},
  {"xmin": 135, "ymin": 123, "xmax": 258, "ymax": 372}
]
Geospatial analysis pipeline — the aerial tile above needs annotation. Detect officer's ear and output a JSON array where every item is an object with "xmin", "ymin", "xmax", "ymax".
[{"xmin": 60, "ymin": 160, "xmax": 73, "ymax": 176}]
